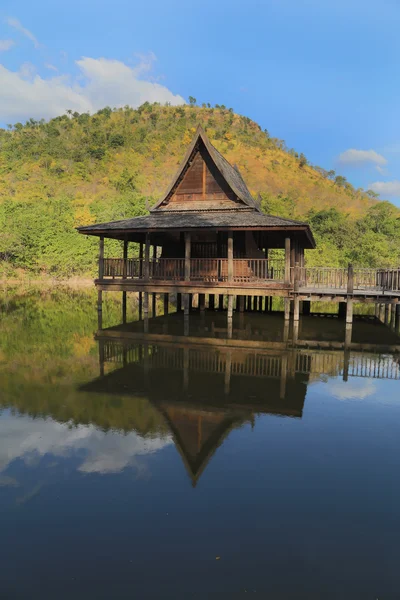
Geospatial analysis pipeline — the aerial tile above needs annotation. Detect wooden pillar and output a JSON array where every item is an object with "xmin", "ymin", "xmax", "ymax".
[
  {"xmin": 219, "ymin": 295, "xmax": 224, "ymax": 311},
  {"xmin": 139, "ymin": 242, "xmax": 143, "ymax": 278},
  {"xmin": 199, "ymin": 293, "xmax": 205, "ymax": 313},
  {"xmin": 99, "ymin": 235, "xmax": 104, "ymax": 279},
  {"xmin": 188, "ymin": 294, "xmax": 193, "ymax": 312},
  {"xmin": 284, "ymin": 298, "xmax": 290, "ymax": 320},
  {"xmin": 375, "ymin": 304, "xmax": 380, "ymax": 319},
  {"xmin": 144, "ymin": 233, "xmax": 150, "ymax": 280},
  {"xmin": 293, "ymin": 296, "xmax": 300, "ymax": 322},
  {"xmin": 239, "ymin": 295, "xmax": 244, "ymax": 313},
  {"xmin": 138, "ymin": 292, "xmax": 142, "ymax": 320},
  {"xmin": 347, "ymin": 263, "xmax": 354, "ymax": 294},
  {"xmin": 185, "ymin": 232, "xmax": 191, "ymax": 281},
  {"xmin": 391, "ymin": 302, "xmax": 396, "ymax": 329},
  {"xmin": 346, "ymin": 299, "xmax": 353, "ymax": 325},
  {"xmin": 209, "ymin": 294, "xmax": 215, "ymax": 310},
  {"xmin": 123, "ymin": 239, "xmax": 128, "ymax": 279},
  {"xmin": 284, "ymin": 237, "xmax": 291, "ymax": 285},
  {"xmin": 280, "ymin": 355, "xmax": 288, "ymax": 400},
  {"xmin": 143, "ymin": 292, "xmax": 149, "ymax": 333},
  {"xmin": 177, "ymin": 293, "xmax": 182, "ymax": 312},
  {"xmin": 164, "ymin": 293, "xmax": 169, "ymax": 315},
  {"xmin": 379, "ymin": 303, "xmax": 385, "ymax": 323},
  {"xmin": 97, "ymin": 290, "xmax": 103, "ymax": 330},
  {"xmin": 227, "ymin": 295, "xmax": 233, "ymax": 339},
  {"xmin": 385, "ymin": 303, "xmax": 390, "ymax": 325},
  {"xmin": 152, "ymin": 293, "xmax": 156, "ymax": 317},
  {"xmin": 228, "ymin": 231, "xmax": 233, "ymax": 283}
]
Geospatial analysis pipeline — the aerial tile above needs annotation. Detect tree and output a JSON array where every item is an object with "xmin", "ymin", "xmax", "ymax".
[
  {"xmin": 299, "ymin": 153, "xmax": 308, "ymax": 168},
  {"xmin": 366, "ymin": 189, "xmax": 380, "ymax": 199},
  {"xmin": 334, "ymin": 175, "xmax": 347, "ymax": 187},
  {"xmin": 188, "ymin": 96, "xmax": 197, "ymax": 106}
]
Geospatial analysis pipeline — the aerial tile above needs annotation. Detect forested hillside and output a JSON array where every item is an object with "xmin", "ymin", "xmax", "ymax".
[{"xmin": 0, "ymin": 101, "xmax": 399, "ymax": 276}]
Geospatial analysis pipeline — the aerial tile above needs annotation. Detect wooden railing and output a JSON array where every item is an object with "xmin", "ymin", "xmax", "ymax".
[
  {"xmin": 102, "ymin": 258, "xmax": 284, "ymax": 283},
  {"xmin": 102, "ymin": 258, "xmax": 400, "ymax": 292},
  {"xmin": 294, "ymin": 265, "xmax": 400, "ymax": 293}
]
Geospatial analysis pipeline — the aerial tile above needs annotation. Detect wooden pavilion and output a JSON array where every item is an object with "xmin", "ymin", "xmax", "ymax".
[
  {"xmin": 78, "ymin": 125, "xmax": 400, "ymax": 327},
  {"xmin": 78, "ymin": 125, "xmax": 315, "ymax": 320}
]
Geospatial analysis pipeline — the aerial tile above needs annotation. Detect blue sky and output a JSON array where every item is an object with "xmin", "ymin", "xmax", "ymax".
[{"xmin": 0, "ymin": 0, "xmax": 400, "ymax": 204}]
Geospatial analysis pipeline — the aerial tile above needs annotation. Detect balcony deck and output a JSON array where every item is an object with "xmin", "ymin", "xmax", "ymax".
[{"xmin": 96, "ymin": 258, "xmax": 400, "ymax": 302}]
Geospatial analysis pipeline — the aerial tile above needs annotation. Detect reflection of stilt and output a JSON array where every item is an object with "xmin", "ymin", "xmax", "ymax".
[
  {"xmin": 283, "ymin": 320, "xmax": 289, "ymax": 343},
  {"xmin": 224, "ymin": 351, "xmax": 232, "ymax": 395},
  {"xmin": 345, "ymin": 322, "xmax": 352, "ymax": 347},
  {"xmin": 143, "ymin": 343, "xmax": 149, "ymax": 385},
  {"xmin": 184, "ymin": 313, "xmax": 189, "ymax": 336},
  {"xmin": 280, "ymin": 354, "xmax": 288, "ymax": 400},
  {"xmin": 343, "ymin": 347, "xmax": 350, "ymax": 382},
  {"xmin": 183, "ymin": 347, "xmax": 189, "ymax": 392},
  {"xmin": 385, "ymin": 303, "xmax": 390, "ymax": 325},
  {"xmin": 292, "ymin": 320, "xmax": 299, "ymax": 344},
  {"xmin": 397, "ymin": 305, "xmax": 400, "ymax": 335}
]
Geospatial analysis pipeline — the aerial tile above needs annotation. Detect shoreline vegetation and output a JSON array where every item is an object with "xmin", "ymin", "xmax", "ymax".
[{"xmin": 0, "ymin": 102, "xmax": 399, "ymax": 278}]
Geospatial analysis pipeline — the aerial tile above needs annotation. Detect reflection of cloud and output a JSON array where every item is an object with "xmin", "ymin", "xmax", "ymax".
[
  {"xmin": 0, "ymin": 413, "xmax": 172, "ymax": 476},
  {"xmin": 326, "ymin": 379, "xmax": 377, "ymax": 400}
]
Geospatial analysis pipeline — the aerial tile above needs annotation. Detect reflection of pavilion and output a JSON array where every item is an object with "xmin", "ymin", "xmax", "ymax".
[{"xmin": 81, "ymin": 314, "xmax": 400, "ymax": 484}]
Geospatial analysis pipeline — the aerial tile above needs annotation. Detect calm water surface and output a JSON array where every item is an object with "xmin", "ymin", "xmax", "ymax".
[{"xmin": 1, "ymin": 289, "xmax": 400, "ymax": 599}]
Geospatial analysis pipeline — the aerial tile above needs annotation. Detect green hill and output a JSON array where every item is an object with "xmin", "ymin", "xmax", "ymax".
[{"xmin": 0, "ymin": 102, "xmax": 399, "ymax": 276}]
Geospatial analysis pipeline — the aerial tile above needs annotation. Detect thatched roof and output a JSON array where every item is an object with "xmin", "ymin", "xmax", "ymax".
[
  {"xmin": 77, "ymin": 210, "xmax": 315, "ymax": 247},
  {"xmin": 151, "ymin": 125, "xmax": 260, "ymax": 212}
]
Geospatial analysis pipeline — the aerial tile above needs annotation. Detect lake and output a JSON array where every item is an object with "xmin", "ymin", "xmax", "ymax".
[{"xmin": 1, "ymin": 288, "xmax": 400, "ymax": 599}]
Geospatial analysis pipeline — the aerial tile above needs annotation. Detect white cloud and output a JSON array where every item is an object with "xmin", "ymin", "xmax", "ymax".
[
  {"xmin": 0, "ymin": 413, "xmax": 172, "ymax": 476},
  {"xmin": 0, "ymin": 39, "xmax": 14, "ymax": 52},
  {"xmin": 338, "ymin": 149, "xmax": 387, "ymax": 167},
  {"xmin": 369, "ymin": 180, "xmax": 400, "ymax": 197},
  {"xmin": 327, "ymin": 379, "xmax": 377, "ymax": 400},
  {"xmin": 6, "ymin": 17, "xmax": 39, "ymax": 48},
  {"xmin": 44, "ymin": 63, "xmax": 58, "ymax": 72},
  {"xmin": 0, "ymin": 55, "xmax": 185, "ymax": 123}
]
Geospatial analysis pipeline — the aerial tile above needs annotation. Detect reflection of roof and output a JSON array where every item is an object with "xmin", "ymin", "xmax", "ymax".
[
  {"xmin": 80, "ymin": 339, "xmax": 309, "ymax": 486},
  {"xmin": 160, "ymin": 405, "xmax": 248, "ymax": 487}
]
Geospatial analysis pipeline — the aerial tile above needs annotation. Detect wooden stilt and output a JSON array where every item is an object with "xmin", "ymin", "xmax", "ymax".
[
  {"xmin": 209, "ymin": 294, "xmax": 215, "ymax": 310},
  {"xmin": 239, "ymin": 295, "xmax": 244, "ymax": 313},
  {"xmin": 284, "ymin": 298, "xmax": 290, "ymax": 320},
  {"xmin": 346, "ymin": 299, "xmax": 353, "ymax": 325},
  {"xmin": 338, "ymin": 302, "xmax": 346, "ymax": 319},
  {"xmin": 293, "ymin": 296, "xmax": 300, "ymax": 322},
  {"xmin": 219, "ymin": 295, "xmax": 224, "ymax": 311},
  {"xmin": 227, "ymin": 295, "xmax": 233, "ymax": 339},
  {"xmin": 152, "ymin": 293, "xmax": 156, "ymax": 318},
  {"xmin": 199, "ymin": 293, "xmax": 205, "ymax": 313},
  {"xmin": 385, "ymin": 303, "xmax": 390, "ymax": 325},
  {"xmin": 177, "ymin": 293, "xmax": 182, "ymax": 312},
  {"xmin": 138, "ymin": 292, "xmax": 142, "ymax": 320},
  {"xmin": 303, "ymin": 300, "xmax": 311, "ymax": 316},
  {"xmin": 122, "ymin": 291, "xmax": 127, "ymax": 323},
  {"xmin": 164, "ymin": 293, "xmax": 169, "ymax": 315}
]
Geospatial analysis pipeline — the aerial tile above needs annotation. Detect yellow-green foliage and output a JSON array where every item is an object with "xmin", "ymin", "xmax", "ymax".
[{"xmin": 0, "ymin": 102, "xmax": 399, "ymax": 274}]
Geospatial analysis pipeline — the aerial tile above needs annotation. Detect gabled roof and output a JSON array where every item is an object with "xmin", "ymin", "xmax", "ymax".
[{"xmin": 151, "ymin": 125, "xmax": 261, "ymax": 212}]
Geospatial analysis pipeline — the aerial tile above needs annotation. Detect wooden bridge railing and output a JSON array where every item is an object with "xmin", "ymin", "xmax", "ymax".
[{"xmin": 293, "ymin": 265, "xmax": 400, "ymax": 293}]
